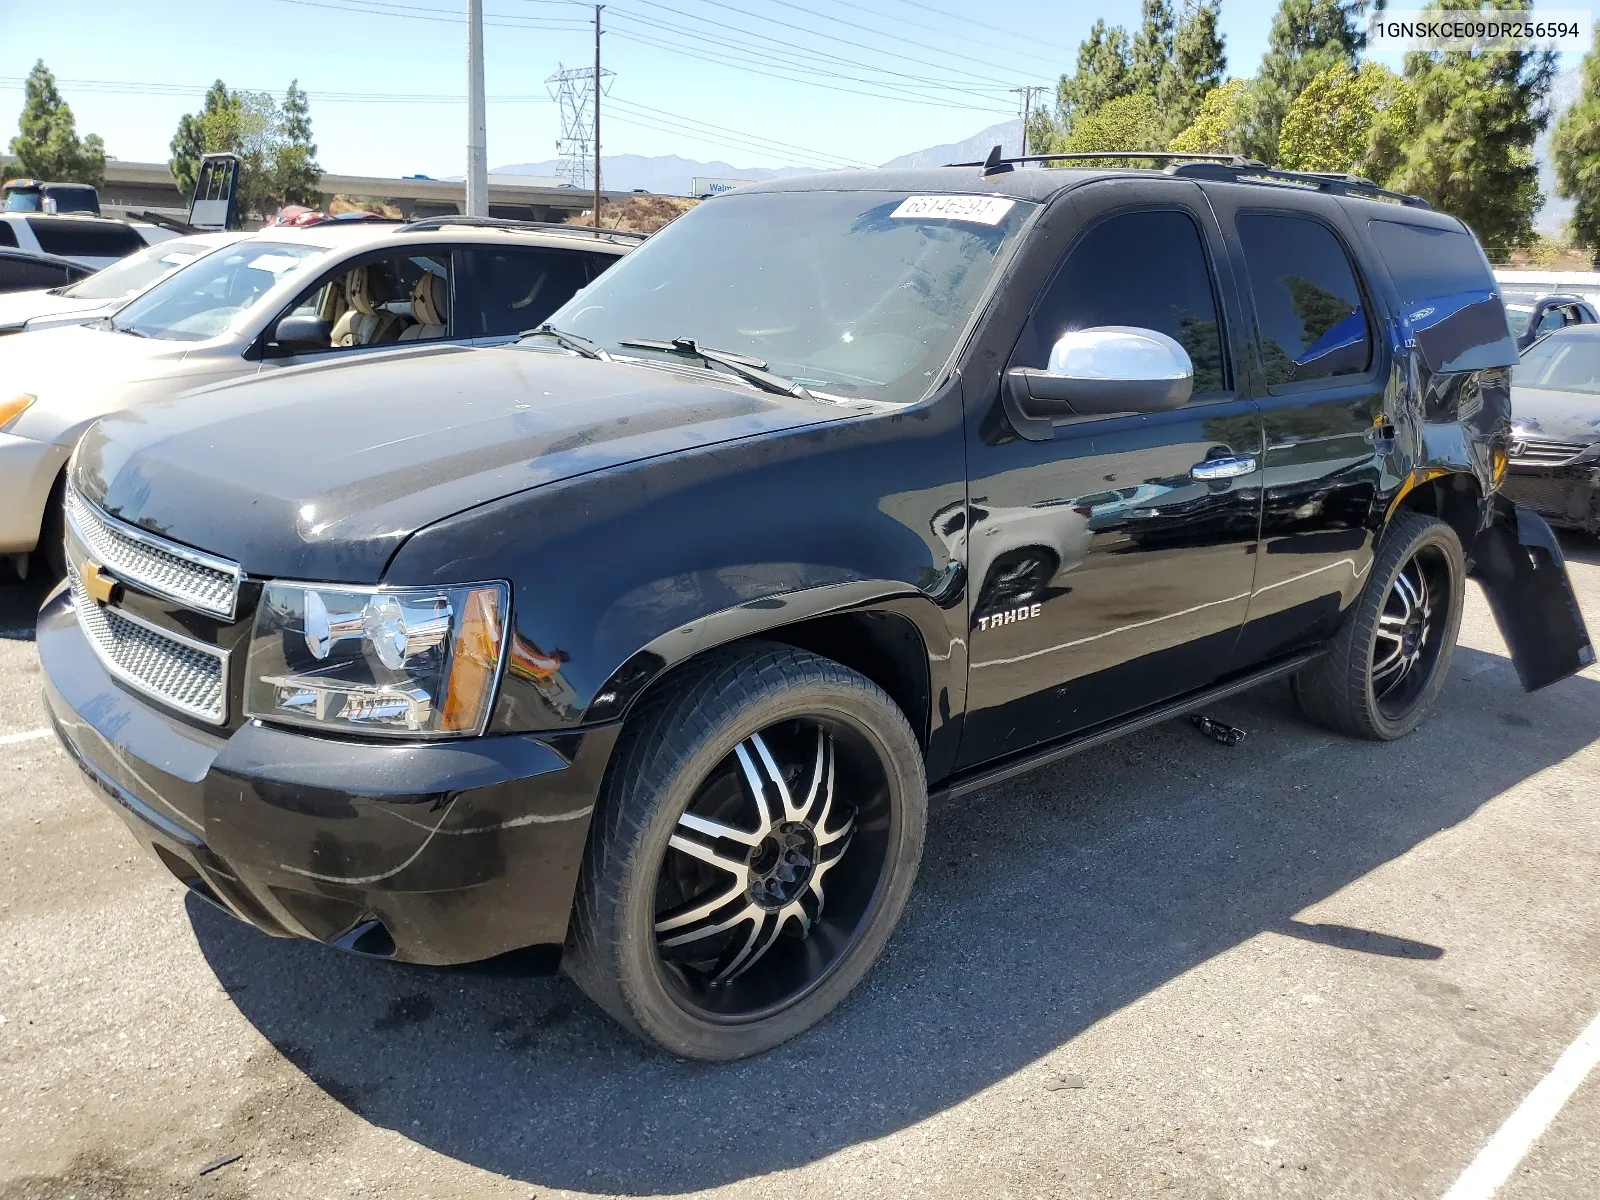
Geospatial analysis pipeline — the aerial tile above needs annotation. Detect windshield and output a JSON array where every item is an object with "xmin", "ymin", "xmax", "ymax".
[
  {"xmin": 60, "ymin": 239, "xmax": 220, "ymax": 301},
  {"xmin": 110, "ymin": 241, "xmax": 324, "ymax": 341},
  {"xmin": 4, "ymin": 190, "xmax": 42, "ymax": 212},
  {"xmin": 1516, "ymin": 332, "xmax": 1600, "ymax": 394},
  {"xmin": 544, "ymin": 190, "xmax": 1036, "ymax": 402}
]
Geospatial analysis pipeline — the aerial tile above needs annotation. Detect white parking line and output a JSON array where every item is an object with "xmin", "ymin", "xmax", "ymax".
[
  {"xmin": 0, "ymin": 728, "xmax": 51, "ymax": 747},
  {"xmin": 1441, "ymin": 1006, "xmax": 1600, "ymax": 1200}
]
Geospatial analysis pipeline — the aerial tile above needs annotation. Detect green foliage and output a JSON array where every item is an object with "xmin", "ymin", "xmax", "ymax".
[
  {"xmin": 168, "ymin": 80, "xmax": 322, "ymax": 216},
  {"xmin": 1386, "ymin": 0, "xmax": 1554, "ymax": 256},
  {"xmin": 1238, "ymin": 0, "xmax": 1370, "ymax": 163},
  {"xmin": 1170, "ymin": 1, "xmax": 1228, "ymax": 134},
  {"xmin": 1169, "ymin": 78, "xmax": 1249, "ymax": 153},
  {"xmin": 1278, "ymin": 62, "xmax": 1415, "ymax": 174},
  {"xmin": 1133, "ymin": 0, "xmax": 1177, "ymax": 101},
  {"xmin": 1061, "ymin": 92, "xmax": 1167, "ymax": 164},
  {"xmin": 1046, "ymin": 18, "xmax": 1136, "ymax": 142},
  {"xmin": 8, "ymin": 60, "xmax": 106, "ymax": 188},
  {"xmin": 1553, "ymin": 27, "xmax": 1600, "ymax": 250}
]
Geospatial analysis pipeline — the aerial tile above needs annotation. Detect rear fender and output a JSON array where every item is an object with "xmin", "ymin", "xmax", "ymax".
[{"xmin": 1469, "ymin": 496, "xmax": 1595, "ymax": 691}]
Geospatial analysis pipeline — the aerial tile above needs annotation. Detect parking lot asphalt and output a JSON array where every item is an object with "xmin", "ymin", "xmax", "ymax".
[{"xmin": 2, "ymin": 546, "xmax": 1599, "ymax": 1200}]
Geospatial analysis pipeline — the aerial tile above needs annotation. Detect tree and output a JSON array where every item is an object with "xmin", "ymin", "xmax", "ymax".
[
  {"xmin": 1553, "ymin": 27, "xmax": 1600, "ymax": 253},
  {"xmin": 169, "ymin": 81, "xmax": 234, "ymax": 201},
  {"xmin": 168, "ymin": 81, "xmax": 322, "ymax": 217},
  {"xmin": 8, "ymin": 60, "xmax": 106, "ymax": 187},
  {"xmin": 1169, "ymin": 78, "xmax": 1249, "ymax": 153},
  {"xmin": 275, "ymin": 81, "xmax": 323, "ymax": 209},
  {"xmin": 1170, "ymin": 1, "xmax": 1228, "ymax": 135},
  {"xmin": 1386, "ymin": 0, "xmax": 1555, "ymax": 257},
  {"xmin": 1061, "ymin": 92, "xmax": 1167, "ymax": 164},
  {"xmin": 1132, "ymin": 0, "xmax": 1178, "ymax": 102},
  {"xmin": 1278, "ymin": 62, "xmax": 1416, "ymax": 174},
  {"xmin": 1056, "ymin": 20, "xmax": 1136, "ymax": 131},
  {"xmin": 1237, "ymin": 0, "xmax": 1371, "ymax": 163}
]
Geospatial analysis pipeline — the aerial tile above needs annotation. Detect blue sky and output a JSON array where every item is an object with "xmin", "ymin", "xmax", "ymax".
[{"xmin": 0, "ymin": 0, "xmax": 1587, "ymax": 177}]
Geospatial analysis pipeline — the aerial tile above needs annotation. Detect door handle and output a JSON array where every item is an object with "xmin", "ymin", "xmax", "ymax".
[{"xmin": 1190, "ymin": 455, "xmax": 1257, "ymax": 481}]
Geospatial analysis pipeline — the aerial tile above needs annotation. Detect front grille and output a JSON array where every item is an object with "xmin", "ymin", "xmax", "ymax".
[
  {"xmin": 1509, "ymin": 437, "xmax": 1592, "ymax": 467},
  {"xmin": 64, "ymin": 485, "xmax": 240, "ymax": 619},
  {"xmin": 69, "ymin": 564, "xmax": 228, "ymax": 724},
  {"xmin": 1500, "ymin": 473, "xmax": 1592, "ymax": 523}
]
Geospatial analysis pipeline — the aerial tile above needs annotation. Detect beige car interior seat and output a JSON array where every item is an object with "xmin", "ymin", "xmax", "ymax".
[
  {"xmin": 330, "ymin": 266, "xmax": 405, "ymax": 346},
  {"xmin": 396, "ymin": 271, "xmax": 448, "ymax": 342}
]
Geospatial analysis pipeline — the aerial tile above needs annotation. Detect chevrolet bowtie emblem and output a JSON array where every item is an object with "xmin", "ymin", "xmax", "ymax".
[{"xmin": 82, "ymin": 560, "xmax": 119, "ymax": 606}]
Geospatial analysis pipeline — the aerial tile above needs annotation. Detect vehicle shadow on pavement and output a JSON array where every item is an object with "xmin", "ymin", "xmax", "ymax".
[
  {"xmin": 191, "ymin": 642, "xmax": 1600, "ymax": 1194},
  {"xmin": 0, "ymin": 575, "xmax": 51, "ymax": 641}
]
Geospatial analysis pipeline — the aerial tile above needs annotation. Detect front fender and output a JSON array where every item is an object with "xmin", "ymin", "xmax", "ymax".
[{"xmin": 1470, "ymin": 496, "xmax": 1595, "ymax": 691}]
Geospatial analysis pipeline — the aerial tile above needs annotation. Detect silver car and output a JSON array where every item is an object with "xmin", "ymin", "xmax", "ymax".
[{"xmin": 0, "ymin": 217, "xmax": 638, "ymax": 575}]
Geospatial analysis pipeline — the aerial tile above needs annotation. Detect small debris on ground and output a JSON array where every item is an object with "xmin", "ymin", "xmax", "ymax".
[
  {"xmin": 198, "ymin": 1151, "xmax": 243, "ymax": 1176},
  {"xmin": 1190, "ymin": 714, "xmax": 1246, "ymax": 746},
  {"xmin": 1045, "ymin": 1073, "xmax": 1086, "ymax": 1091}
]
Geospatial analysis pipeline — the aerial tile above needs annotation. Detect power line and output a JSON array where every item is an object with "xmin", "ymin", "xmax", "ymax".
[
  {"xmin": 0, "ymin": 77, "xmax": 554, "ymax": 105},
  {"xmin": 606, "ymin": 29, "xmax": 1010, "ymax": 113},
  {"xmin": 606, "ymin": 96, "xmax": 876, "ymax": 166},
  {"xmin": 861, "ymin": 0, "xmax": 1080, "ymax": 57},
  {"xmin": 605, "ymin": 6, "xmax": 1009, "ymax": 105}
]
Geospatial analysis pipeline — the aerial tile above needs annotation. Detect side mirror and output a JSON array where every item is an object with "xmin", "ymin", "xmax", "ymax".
[
  {"xmin": 272, "ymin": 313, "xmax": 332, "ymax": 354},
  {"xmin": 1004, "ymin": 326, "xmax": 1193, "ymax": 441}
]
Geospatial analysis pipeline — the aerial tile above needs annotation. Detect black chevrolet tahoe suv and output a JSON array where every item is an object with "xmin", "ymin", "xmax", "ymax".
[{"xmin": 39, "ymin": 154, "xmax": 1594, "ymax": 1060}]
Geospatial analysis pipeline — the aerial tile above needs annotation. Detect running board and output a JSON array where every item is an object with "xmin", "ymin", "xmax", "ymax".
[{"xmin": 930, "ymin": 650, "xmax": 1323, "ymax": 803}]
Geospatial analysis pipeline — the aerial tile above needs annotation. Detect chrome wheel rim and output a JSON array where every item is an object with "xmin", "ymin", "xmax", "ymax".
[
  {"xmin": 652, "ymin": 716, "xmax": 891, "ymax": 1021},
  {"xmin": 1372, "ymin": 545, "xmax": 1451, "ymax": 719}
]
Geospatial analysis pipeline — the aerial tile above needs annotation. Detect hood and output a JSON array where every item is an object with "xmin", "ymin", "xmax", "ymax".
[
  {"xmin": 74, "ymin": 343, "xmax": 844, "ymax": 582},
  {"xmin": 1510, "ymin": 385, "xmax": 1600, "ymax": 443},
  {"xmin": 0, "ymin": 320, "xmax": 193, "ymax": 385},
  {"xmin": 0, "ymin": 290, "xmax": 111, "ymax": 332}
]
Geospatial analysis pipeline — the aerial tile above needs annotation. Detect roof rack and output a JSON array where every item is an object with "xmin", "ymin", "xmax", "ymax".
[
  {"xmin": 945, "ymin": 144, "xmax": 1431, "ymax": 209},
  {"xmin": 397, "ymin": 214, "xmax": 648, "ymax": 242}
]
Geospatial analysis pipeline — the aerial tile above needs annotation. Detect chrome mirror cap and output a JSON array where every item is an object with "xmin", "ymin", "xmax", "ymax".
[{"xmin": 1046, "ymin": 326, "xmax": 1194, "ymax": 392}]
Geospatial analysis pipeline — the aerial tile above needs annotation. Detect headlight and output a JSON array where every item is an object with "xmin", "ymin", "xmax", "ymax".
[
  {"xmin": 244, "ymin": 580, "xmax": 509, "ymax": 737},
  {"xmin": 0, "ymin": 393, "xmax": 36, "ymax": 431}
]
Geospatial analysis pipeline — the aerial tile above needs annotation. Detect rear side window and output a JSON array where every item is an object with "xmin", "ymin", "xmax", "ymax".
[
  {"xmin": 0, "ymin": 223, "xmax": 16, "ymax": 248},
  {"xmin": 1368, "ymin": 218, "xmax": 1515, "ymax": 372},
  {"xmin": 1238, "ymin": 213, "xmax": 1371, "ymax": 385},
  {"xmin": 1021, "ymin": 208, "xmax": 1227, "ymax": 393},
  {"xmin": 462, "ymin": 247, "xmax": 607, "ymax": 337},
  {"xmin": 0, "ymin": 256, "xmax": 76, "ymax": 291},
  {"xmin": 26, "ymin": 218, "xmax": 143, "ymax": 258}
]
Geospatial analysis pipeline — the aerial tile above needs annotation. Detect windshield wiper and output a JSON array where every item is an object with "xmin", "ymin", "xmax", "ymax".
[
  {"xmin": 619, "ymin": 337, "xmax": 815, "ymax": 401},
  {"xmin": 519, "ymin": 323, "xmax": 611, "ymax": 360}
]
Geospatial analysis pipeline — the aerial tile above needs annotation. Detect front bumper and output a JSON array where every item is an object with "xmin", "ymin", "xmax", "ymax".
[
  {"xmin": 1500, "ymin": 464, "xmax": 1600, "ymax": 533},
  {"xmin": 38, "ymin": 586, "xmax": 619, "ymax": 965},
  {"xmin": 0, "ymin": 430, "xmax": 69, "ymax": 554}
]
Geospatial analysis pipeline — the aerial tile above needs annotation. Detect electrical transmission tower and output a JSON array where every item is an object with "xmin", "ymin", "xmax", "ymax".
[{"xmin": 546, "ymin": 63, "xmax": 612, "ymax": 190}]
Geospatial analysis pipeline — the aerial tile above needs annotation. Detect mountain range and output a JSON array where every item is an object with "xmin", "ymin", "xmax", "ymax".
[{"xmin": 497, "ymin": 81, "xmax": 1578, "ymax": 233}]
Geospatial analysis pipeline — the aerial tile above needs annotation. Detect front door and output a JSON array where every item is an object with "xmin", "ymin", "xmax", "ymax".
[{"xmin": 958, "ymin": 180, "xmax": 1265, "ymax": 768}]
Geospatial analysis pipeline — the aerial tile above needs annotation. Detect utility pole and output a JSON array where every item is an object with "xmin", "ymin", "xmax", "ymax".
[
  {"xmin": 1012, "ymin": 85, "xmax": 1045, "ymax": 159},
  {"xmin": 466, "ymin": 0, "xmax": 488, "ymax": 217},
  {"xmin": 592, "ymin": 4, "xmax": 604, "ymax": 229}
]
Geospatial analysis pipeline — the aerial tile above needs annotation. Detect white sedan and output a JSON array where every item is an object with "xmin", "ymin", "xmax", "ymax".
[{"xmin": 0, "ymin": 232, "xmax": 245, "ymax": 335}]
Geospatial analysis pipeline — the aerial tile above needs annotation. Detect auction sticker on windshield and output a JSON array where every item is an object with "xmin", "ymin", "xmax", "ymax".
[
  {"xmin": 890, "ymin": 195, "xmax": 1015, "ymax": 225},
  {"xmin": 247, "ymin": 253, "xmax": 307, "ymax": 274}
]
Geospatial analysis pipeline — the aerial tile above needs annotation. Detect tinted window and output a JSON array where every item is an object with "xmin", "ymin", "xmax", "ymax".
[
  {"xmin": 26, "ymin": 218, "xmax": 143, "ymax": 258},
  {"xmin": 465, "ymin": 247, "xmax": 603, "ymax": 337},
  {"xmin": 1368, "ymin": 219, "xmax": 1493, "ymax": 309},
  {"xmin": 0, "ymin": 223, "xmax": 16, "ymax": 248},
  {"xmin": 1022, "ymin": 208, "xmax": 1226, "ymax": 393},
  {"xmin": 1238, "ymin": 213, "xmax": 1371, "ymax": 385},
  {"xmin": 0, "ymin": 257, "xmax": 75, "ymax": 292}
]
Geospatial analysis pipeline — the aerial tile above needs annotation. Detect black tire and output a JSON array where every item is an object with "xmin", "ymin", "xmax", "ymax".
[
  {"xmin": 33, "ymin": 471, "xmax": 67, "ymax": 584},
  {"xmin": 1293, "ymin": 510, "xmax": 1466, "ymax": 740},
  {"xmin": 565, "ymin": 640, "xmax": 926, "ymax": 1060}
]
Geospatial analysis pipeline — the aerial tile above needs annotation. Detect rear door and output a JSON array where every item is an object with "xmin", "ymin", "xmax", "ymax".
[
  {"xmin": 958, "ymin": 179, "xmax": 1265, "ymax": 767},
  {"xmin": 1200, "ymin": 186, "xmax": 1390, "ymax": 663},
  {"xmin": 457, "ymin": 245, "xmax": 617, "ymax": 345}
]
